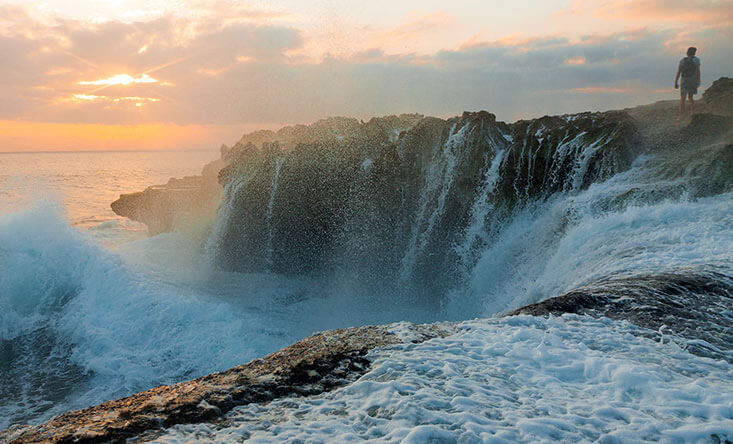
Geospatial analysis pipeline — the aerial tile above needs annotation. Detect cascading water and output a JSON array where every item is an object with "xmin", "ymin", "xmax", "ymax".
[
  {"xmin": 207, "ymin": 109, "xmax": 730, "ymax": 308},
  {"xmin": 265, "ymin": 157, "xmax": 282, "ymax": 269},
  {"xmin": 455, "ymin": 148, "xmax": 505, "ymax": 267},
  {"xmin": 204, "ymin": 173, "xmax": 249, "ymax": 264},
  {"xmin": 399, "ymin": 122, "xmax": 468, "ymax": 282}
]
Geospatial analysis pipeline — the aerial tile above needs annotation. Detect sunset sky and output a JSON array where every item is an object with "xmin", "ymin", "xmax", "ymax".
[{"xmin": 1, "ymin": 0, "xmax": 731, "ymax": 151}]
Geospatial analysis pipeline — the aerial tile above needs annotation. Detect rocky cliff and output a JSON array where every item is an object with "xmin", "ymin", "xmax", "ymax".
[
  {"xmin": 209, "ymin": 110, "xmax": 640, "ymax": 298},
  {"xmin": 110, "ymin": 154, "xmax": 225, "ymax": 234},
  {"xmin": 111, "ymin": 80, "xmax": 730, "ymax": 250}
]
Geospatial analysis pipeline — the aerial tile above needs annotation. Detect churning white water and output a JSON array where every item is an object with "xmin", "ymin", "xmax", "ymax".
[
  {"xmin": 160, "ymin": 316, "xmax": 733, "ymax": 443},
  {"xmin": 0, "ymin": 135, "xmax": 731, "ymax": 439}
]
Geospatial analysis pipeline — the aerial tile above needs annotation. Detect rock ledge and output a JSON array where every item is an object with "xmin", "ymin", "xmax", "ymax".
[{"xmin": 1, "ymin": 323, "xmax": 452, "ymax": 444}]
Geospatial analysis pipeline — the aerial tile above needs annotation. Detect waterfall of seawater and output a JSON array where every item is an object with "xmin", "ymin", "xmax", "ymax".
[
  {"xmin": 455, "ymin": 148, "xmax": 506, "ymax": 267},
  {"xmin": 204, "ymin": 168, "xmax": 255, "ymax": 265},
  {"xmin": 265, "ymin": 157, "xmax": 282, "ymax": 269},
  {"xmin": 399, "ymin": 122, "xmax": 468, "ymax": 282},
  {"xmin": 206, "ymin": 112, "xmax": 730, "ymax": 309}
]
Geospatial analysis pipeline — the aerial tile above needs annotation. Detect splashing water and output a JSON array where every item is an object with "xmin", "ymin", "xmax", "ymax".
[
  {"xmin": 399, "ymin": 122, "xmax": 468, "ymax": 282},
  {"xmin": 1, "ymin": 112, "xmax": 731, "ymax": 431}
]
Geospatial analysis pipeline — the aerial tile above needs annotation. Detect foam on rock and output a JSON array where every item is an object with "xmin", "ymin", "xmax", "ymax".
[{"xmin": 1, "ymin": 323, "xmax": 451, "ymax": 444}]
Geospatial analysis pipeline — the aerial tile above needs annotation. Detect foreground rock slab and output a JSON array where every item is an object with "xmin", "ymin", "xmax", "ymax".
[{"xmin": 1, "ymin": 323, "xmax": 452, "ymax": 444}]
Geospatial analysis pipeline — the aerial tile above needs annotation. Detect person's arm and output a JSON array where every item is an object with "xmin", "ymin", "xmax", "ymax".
[
  {"xmin": 696, "ymin": 64, "xmax": 701, "ymax": 87},
  {"xmin": 675, "ymin": 65, "xmax": 681, "ymax": 89}
]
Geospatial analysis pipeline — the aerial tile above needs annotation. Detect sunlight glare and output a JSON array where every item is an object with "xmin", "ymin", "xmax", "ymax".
[{"xmin": 78, "ymin": 73, "xmax": 158, "ymax": 86}]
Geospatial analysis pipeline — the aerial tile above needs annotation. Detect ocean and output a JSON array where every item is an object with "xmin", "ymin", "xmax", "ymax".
[
  {"xmin": 1, "ymin": 125, "xmax": 731, "ymax": 442},
  {"xmin": 0, "ymin": 150, "xmax": 220, "ymax": 239}
]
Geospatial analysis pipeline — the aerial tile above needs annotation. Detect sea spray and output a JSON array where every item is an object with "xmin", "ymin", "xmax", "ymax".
[
  {"xmin": 455, "ymin": 148, "xmax": 506, "ymax": 267},
  {"xmin": 266, "ymin": 157, "xmax": 282, "ymax": 269},
  {"xmin": 204, "ymin": 171, "xmax": 251, "ymax": 266},
  {"xmin": 0, "ymin": 201, "xmax": 279, "ymax": 428}
]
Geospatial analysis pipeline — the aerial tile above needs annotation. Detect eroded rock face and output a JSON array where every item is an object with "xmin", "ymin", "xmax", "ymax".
[
  {"xmin": 209, "ymin": 109, "xmax": 640, "ymax": 300},
  {"xmin": 227, "ymin": 114, "xmax": 425, "ymax": 154},
  {"xmin": 110, "ymin": 158, "xmax": 224, "ymax": 234},
  {"xmin": 701, "ymin": 77, "xmax": 733, "ymax": 117},
  {"xmin": 0, "ymin": 323, "xmax": 453, "ymax": 444}
]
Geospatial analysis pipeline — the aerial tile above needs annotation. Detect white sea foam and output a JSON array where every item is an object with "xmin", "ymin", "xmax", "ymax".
[
  {"xmin": 444, "ymin": 153, "xmax": 733, "ymax": 318},
  {"xmin": 0, "ymin": 202, "xmax": 305, "ymax": 426},
  {"xmin": 0, "ymin": 200, "xmax": 443, "ymax": 427},
  {"xmin": 159, "ymin": 315, "xmax": 733, "ymax": 443}
]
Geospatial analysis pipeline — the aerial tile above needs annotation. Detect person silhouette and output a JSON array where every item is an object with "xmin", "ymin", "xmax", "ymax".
[{"xmin": 674, "ymin": 47, "xmax": 701, "ymax": 120}]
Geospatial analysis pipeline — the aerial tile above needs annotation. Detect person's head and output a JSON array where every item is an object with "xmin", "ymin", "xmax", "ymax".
[{"xmin": 687, "ymin": 47, "xmax": 697, "ymax": 57}]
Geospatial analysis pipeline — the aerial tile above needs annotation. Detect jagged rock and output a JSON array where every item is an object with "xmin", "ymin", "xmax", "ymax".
[
  {"xmin": 208, "ymin": 79, "xmax": 733, "ymax": 288},
  {"xmin": 509, "ymin": 270, "xmax": 733, "ymax": 362},
  {"xmin": 110, "ymin": 159, "xmax": 223, "ymax": 234},
  {"xmin": 0, "ymin": 323, "xmax": 453, "ymax": 444},
  {"xmin": 219, "ymin": 144, "xmax": 230, "ymax": 159},
  {"xmin": 701, "ymin": 77, "xmax": 733, "ymax": 116},
  {"xmin": 211, "ymin": 108, "xmax": 639, "ymax": 300},
  {"xmin": 226, "ymin": 114, "xmax": 425, "ymax": 158}
]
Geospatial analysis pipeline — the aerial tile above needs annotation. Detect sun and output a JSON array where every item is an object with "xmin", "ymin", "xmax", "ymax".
[{"xmin": 78, "ymin": 73, "xmax": 159, "ymax": 86}]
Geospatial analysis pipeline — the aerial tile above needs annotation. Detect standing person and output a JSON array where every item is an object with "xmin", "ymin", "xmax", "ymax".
[{"xmin": 674, "ymin": 47, "xmax": 701, "ymax": 120}]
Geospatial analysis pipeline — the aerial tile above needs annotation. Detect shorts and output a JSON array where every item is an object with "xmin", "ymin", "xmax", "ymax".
[{"xmin": 680, "ymin": 78, "xmax": 698, "ymax": 97}]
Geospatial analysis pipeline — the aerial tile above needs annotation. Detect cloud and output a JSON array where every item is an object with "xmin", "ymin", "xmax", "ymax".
[
  {"xmin": 0, "ymin": 4, "xmax": 304, "ymax": 124},
  {"xmin": 0, "ymin": 1, "xmax": 731, "ymax": 136},
  {"xmin": 562, "ymin": 0, "xmax": 733, "ymax": 25}
]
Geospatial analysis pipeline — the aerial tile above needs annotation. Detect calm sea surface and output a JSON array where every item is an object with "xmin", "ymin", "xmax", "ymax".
[{"xmin": 0, "ymin": 150, "xmax": 219, "ymax": 232}]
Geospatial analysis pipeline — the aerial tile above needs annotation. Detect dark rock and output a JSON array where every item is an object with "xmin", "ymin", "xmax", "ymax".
[
  {"xmin": 212, "ymin": 108, "xmax": 639, "ymax": 301},
  {"xmin": 509, "ymin": 269, "xmax": 733, "ymax": 362},
  {"xmin": 701, "ymin": 77, "xmax": 733, "ymax": 117}
]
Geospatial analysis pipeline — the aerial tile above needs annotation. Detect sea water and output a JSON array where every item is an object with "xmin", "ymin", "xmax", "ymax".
[
  {"xmin": 0, "ymin": 150, "xmax": 440, "ymax": 428},
  {"xmin": 0, "ymin": 148, "xmax": 731, "ymax": 439}
]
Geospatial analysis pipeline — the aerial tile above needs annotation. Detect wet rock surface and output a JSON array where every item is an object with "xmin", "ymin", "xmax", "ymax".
[
  {"xmin": 0, "ymin": 323, "xmax": 452, "ymax": 444},
  {"xmin": 510, "ymin": 270, "xmax": 733, "ymax": 362},
  {"xmin": 212, "ymin": 109, "xmax": 640, "ymax": 295}
]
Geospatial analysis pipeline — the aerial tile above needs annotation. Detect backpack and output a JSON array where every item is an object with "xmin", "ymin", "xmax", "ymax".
[{"xmin": 680, "ymin": 57, "xmax": 697, "ymax": 78}]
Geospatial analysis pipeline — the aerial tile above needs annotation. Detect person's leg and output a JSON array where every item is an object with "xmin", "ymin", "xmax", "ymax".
[{"xmin": 689, "ymin": 93, "xmax": 695, "ymax": 115}]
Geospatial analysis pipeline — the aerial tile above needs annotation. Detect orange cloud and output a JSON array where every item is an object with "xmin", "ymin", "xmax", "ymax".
[
  {"xmin": 562, "ymin": 0, "xmax": 733, "ymax": 24},
  {"xmin": 294, "ymin": 11, "xmax": 461, "ymax": 61},
  {"xmin": 566, "ymin": 56, "xmax": 587, "ymax": 65}
]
